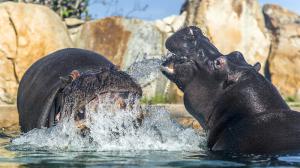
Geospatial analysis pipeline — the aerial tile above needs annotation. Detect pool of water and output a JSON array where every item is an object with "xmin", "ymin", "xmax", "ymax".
[
  {"xmin": 2, "ymin": 104, "xmax": 300, "ymax": 168},
  {"xmin": 2, "ymin": 138, "xmax": 300, "ymax": 167}
]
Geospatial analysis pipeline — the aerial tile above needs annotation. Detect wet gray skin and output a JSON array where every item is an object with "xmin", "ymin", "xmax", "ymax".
[
  {"xmin": 160, "ymin": 26, "xmax": 300, "ymax": 154},
  {"xmin": 160, "ymin": 26, "xmax": 262, "ymax": 130},
  {"xmin": 56, "ymin": 67, "xmax": 143, "ymax": 127}
]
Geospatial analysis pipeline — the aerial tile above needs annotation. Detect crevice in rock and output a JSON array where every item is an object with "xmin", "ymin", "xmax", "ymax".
[
  {"xmin": 7, "ymin": 58, "xmax": 19, "ymax": 83},
  {"xmin": 0, "ymin": 52, "xmax": 20, "ymax": 89},
  {"xmin": 5, "ymin": 7, "xmax": 20, "ymax": 84},
  {"xmin": 181, "ymin": 0, "xmax": 201, "ymax": 26},
  {"xmin": 0, "ymin": 50, "xmax": 16, "ymax": 104},
  {"xmin": 232, "ymin": 1, "xmax": 243, "ymax": 18},
  {"xmin": 192, "ymin": 0, "xmax": 201, "ymax": 25},
  {"xmin": 0, "ymin": 48, "xmax": 20, "ymax": 84},
  {"xmin": 290, "ymin": 35, "xmax": 300, "ymax": 39},
  {"xmin": 264, "ymin": 56, "xmax": 271, "ymax": 82}
]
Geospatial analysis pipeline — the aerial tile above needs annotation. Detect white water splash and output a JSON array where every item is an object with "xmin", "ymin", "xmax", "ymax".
[
  {"xmin": 125, "ymin": 52, "xmax": 174, "ymax": 86},
  {"xmin": 126, "ymin": 58, "xmax": 162, "ymax": 87},
  {"xmin": 11, "ymin": 96, "xmax": 205, "ymax": 152}
]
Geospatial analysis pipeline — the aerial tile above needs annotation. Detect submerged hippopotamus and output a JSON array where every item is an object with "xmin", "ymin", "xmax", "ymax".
[
  {"xmin": 17, "ymin": 48, "xmax": 142, "ymax": 133},
  {"xmin": 161, "ymin": 26, "xmax": 300, "ymax": 154}
]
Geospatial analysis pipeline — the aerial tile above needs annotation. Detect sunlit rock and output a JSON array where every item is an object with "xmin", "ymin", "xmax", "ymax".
[
  {"xmin": 263, "ymin": 4, "xmax": 300, "ymax": 99},
  {"xmin": 182, "ymin": 0, "xmax": 271, "ymax": 72},
  {"xmin": 155, "ymin": 12, "xmax": 187, "ymax": 37},
  {"xmin": 0, "ymin": 2, "xmax": 73, "ymax": 104}
]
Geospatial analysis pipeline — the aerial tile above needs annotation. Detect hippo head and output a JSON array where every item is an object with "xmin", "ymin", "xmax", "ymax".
[
  {"xmin": 161, "ymin": 26, "xmax": 261, "ymax": 129},
  {"xmin": 56, "ymin": 67, "xmax": 142, "ymax": 125}
]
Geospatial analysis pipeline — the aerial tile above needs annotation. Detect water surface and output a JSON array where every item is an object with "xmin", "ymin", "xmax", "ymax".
[
  {"xmin": 2, "ymin": 137, "xmax": 300, "ymax": 167},
  {"xmin": 1, "ymin": 103, "xmax": 300, "ymax": 168}
]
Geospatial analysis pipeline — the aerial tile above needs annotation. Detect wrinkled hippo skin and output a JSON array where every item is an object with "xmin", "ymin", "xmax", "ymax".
[
  {"xmin": 17, "ymin": 48, "xmax": 142, "ymax": 133},
  {"xmin": 161, "ymin": 26, "xmax": 300, "ymax": 154}
]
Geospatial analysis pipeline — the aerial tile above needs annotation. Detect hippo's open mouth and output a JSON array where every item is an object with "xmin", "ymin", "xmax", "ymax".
[
  {"xmin": 160, "ymin": 55, "xmax": 196, "ymax": 92},
  {"xmin": 160, "ymin": 53, "xmax": 187, "ymax": 75},
  {"xmin": 160, "ymin": 26, "xmax": 223, "ymax": 91}
]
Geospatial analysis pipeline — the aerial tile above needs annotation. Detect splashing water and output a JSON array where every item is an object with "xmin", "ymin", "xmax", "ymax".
[
  {"xmin": 126, "ymin": 58, "xmax": 163, "ymax": 87},
  {"xmin": 125, "ymin": 52, "xmax": 174, "ymax": 86},
  {"xmin": 11, "ymin": 95, "xmax": 205, "ymax": 152}
]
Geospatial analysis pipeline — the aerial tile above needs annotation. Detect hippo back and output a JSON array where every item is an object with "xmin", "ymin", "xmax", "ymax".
[{"xmin": 17, "ymin": 48, "xmax": 114, "ymax": 132}]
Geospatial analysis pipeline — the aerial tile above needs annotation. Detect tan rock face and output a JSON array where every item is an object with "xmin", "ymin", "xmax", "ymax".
[
  {"xmin": 0, "ymin": 2, "xmax": 73, "ymax": 104},
  {"xmin": 75, "ymin": 17, "xmax": 131, "ymax": 66},
  {"xmin": 182, "ymin": 0, "xmax": 270, "ymax": 71},
  {"xmin": 64, "ymin": 18, "xmax": 84, "ymax": 42},
  {"xmin": 263, "ymin": 4, "xmax": 300, "ymax": 99}
]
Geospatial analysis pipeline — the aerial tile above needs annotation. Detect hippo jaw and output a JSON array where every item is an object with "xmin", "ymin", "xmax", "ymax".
[{"xmin": 160, "ymin": 26, "xmax": 222, "ymax": 91}]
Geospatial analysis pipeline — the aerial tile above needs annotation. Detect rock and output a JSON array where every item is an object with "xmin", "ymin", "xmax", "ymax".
[
  {"xmin": 64, "ymin": 18, "xmax": 84, "ymax": 42},
  {"xmin": 155, "ymin": 12, "xmax": 187, "ymax": 37},
  {"xmin": 0, "ymin": 105, "xmax": 19, "ymax": 133},
  {"xmin": 0, "ymin": 2, "xmax": 73, "ymax": 104},
  {"xmin": 64, "ymin": 18, "xmax": 84, "ymax": 26},
  {"xmin": 263, "ymin": 4, "xmax": 300, "ymax": 99},
  {"xmin": 75, "ymin": 16, "xmax": 164, "ymax": 68},
  {"xmin": 75, "ymin": 17, "xmax": 130, "ymax": 66},
  {"xmin": 181, "ymin": 0, "xmax": 270, "ymax": 72},
  {"xmin": 75, "ymin": 15, "xmax": 186, "ymax": 100}
]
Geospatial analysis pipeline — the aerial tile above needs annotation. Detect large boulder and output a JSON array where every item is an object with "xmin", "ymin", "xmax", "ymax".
[
  {"xmin": 0, "ymin": 2, "xmax": 73, "ymax": 104},
  {"xmin": 181, "ymin": 0, "xmax": 270, "ymax": 71},
  {"xmin": 75, "ymin": 15, "xmax": 186, "ymax": 101},
  {"xmin": 263, "ymin": 4, "xmax": 300, "ymax": 99}
]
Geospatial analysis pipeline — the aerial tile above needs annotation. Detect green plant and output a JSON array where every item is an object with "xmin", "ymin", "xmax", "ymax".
[
  {"xmin": 141, "ymin": 94, "xmax": 176, "ymax": 105},
  {"xmin": 285, "ymin": 96, "xmax": 296, "ymax": 102}
]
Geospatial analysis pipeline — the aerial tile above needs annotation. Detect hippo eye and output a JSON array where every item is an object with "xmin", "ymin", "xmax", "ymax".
[
  {"xmin": 214, "ymin": 59, "xmax": 222, "ymax": 69},
  {"xmin": 214, "ymin": 57, "xmax": 226, "ymax": 70}
]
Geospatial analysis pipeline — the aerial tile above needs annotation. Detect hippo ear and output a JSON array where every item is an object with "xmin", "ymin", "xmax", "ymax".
[
  {"xmin": 253, "ymin": 62, "xmax": 261, "ymax": 72},
  {"xmin": 70, "ymin": 70, "xmax": 80, "ymax": 80},
  {"xmin": 59, "ymin": 70, "xmax": 80, "ymax": 84}
]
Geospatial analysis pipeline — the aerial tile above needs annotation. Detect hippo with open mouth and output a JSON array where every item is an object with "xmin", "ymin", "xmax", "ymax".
[
  {"xmin": 161, "ymin": 26, "xmax": 300, "ymax": 154},
  {"xmin": 17, "ymin": 48, "xmax": 142, "ymax": 133}
]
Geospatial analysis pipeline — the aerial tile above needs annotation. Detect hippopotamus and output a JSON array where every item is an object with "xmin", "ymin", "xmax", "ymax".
[
  {"xmin": 17, "ymin": 48, "xmax": 142, "ymax": 133},
  {"xmin": 160, "ymin": 26, "xmax": 300, "ymax": 154}
]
